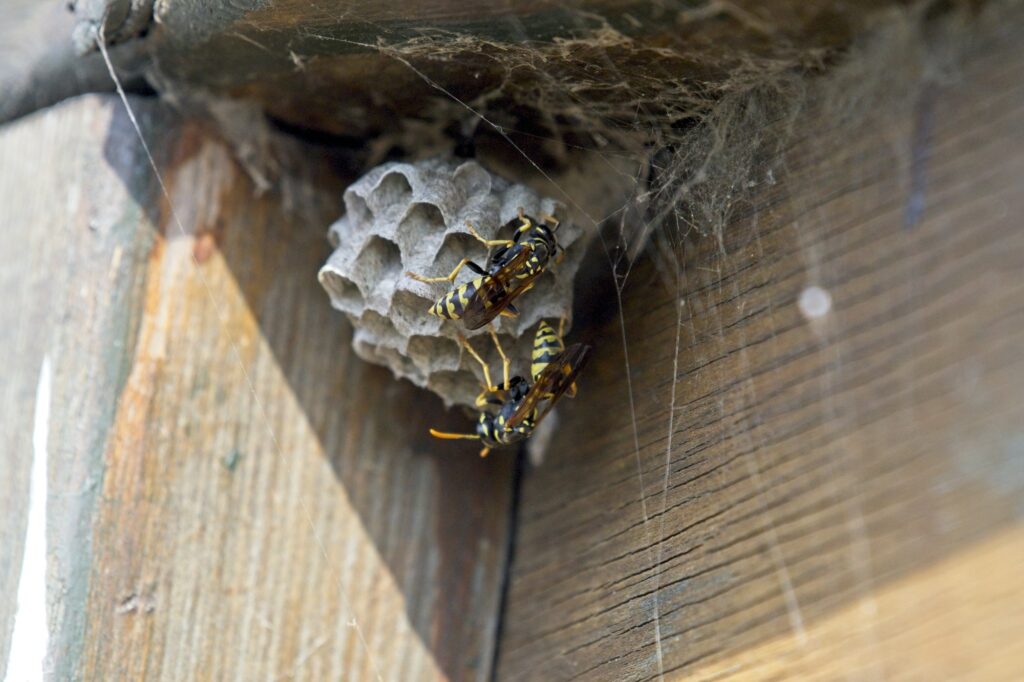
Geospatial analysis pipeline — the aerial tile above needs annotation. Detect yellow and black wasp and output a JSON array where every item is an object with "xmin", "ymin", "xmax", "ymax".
[
  {"xmin": 428, "ymin": 319, "xmax": 591, "ymax": 457},
  {"xmin": 406, "ymin": 208, "xmax": 564, "ymax": 330},
  {"xmin": 507, "ymin": 319, "xmax": 589, "ymax": 432}
]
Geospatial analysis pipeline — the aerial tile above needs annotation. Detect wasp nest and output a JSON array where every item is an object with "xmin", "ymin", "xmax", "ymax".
[{"xmin": 318, "ymin": 157, "xmax": 588, "ymax": 407}]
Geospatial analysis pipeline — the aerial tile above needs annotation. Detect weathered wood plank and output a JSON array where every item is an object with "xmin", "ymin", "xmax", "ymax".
[
  {"xmin": 496, "ymin": 13, "xmax": 1024, "ymax": 682},
  {"xmin": 1, "ymin": 94, "xmax": 160, "ymax": 679},
  {"xmin": 0, "ymin": 95, "xmax": 513, "ymax": 681}
]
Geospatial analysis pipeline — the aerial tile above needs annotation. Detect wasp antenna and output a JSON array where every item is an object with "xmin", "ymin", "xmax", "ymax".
[{"xmin": 429, "ymin": 429, "xmax": 480, "ymax": 440}]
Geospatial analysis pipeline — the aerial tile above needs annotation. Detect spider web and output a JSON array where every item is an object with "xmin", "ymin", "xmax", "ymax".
[
  {"xmin": 301, "ymin": 3, "xmax": 998, "ymax": 679},
  {"xmin": 289, "ymin": 7, "xmax": 844, "ymax": 677}
]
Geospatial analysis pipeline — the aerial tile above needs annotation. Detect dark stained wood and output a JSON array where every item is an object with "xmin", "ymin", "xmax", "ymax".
[
  {"xmin": 495, "ymin": 13, "xmax": 1024, "ymax": 681},
  {"xmin": 143, "ymin": 0, "xmax": 900, "ymax": 139},
  {"xmin": 0, "ymin": 95, "xmax": 513, "ymax": 681}
]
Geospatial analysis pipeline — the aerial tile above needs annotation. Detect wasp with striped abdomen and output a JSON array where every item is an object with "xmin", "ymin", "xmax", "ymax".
[
  {"xmin": 530, "ymin": 318, "xmax": 568, "ymax": 382},
  {"xmin": 428, "ymin": 319, "xmax": 590, "ymax": 457},
  {"xmin": 507, "ymin": 322, "xmax": 589, "ymax": 432},
  {"xmin": 406, "ymin": 208, "xmax": 564, "ymax": 330}
]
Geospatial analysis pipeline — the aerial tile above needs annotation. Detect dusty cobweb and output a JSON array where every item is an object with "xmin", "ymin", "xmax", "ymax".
[{"xmin": 314, "ymin": 2, "xmax": 997, "ymax": 678}]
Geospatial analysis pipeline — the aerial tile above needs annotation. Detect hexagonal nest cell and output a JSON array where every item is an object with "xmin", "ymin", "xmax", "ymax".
[{"xmin": 318, "ymin": 156, "xmax": 589, "ymax": 407}]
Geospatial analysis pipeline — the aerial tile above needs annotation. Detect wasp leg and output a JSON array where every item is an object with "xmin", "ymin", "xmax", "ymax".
[
  {"xmin": 488, "ymin": 326, "xmax": 511, "ymax": 391},
  {"xmin": 558, "ymin": 314, "xmax": 569, "ymax": 339},
  {"xmin": 554, "ymin": 242, "xmax": 566, "ymax": 265},
  {"xmin": 516, "ymin": 206, "xmax": 531, "ymax": 230},
  {"xmin": 500, "ymin": 282, "xmax": 532, "ymax": 314},
  {"xmin": 429, "ymin": 429, "xmax": 480, "ymax": 440},
  {"xmin": 475, "ymin": 382, "xmax": 509, "ymax": 409},
  {"xmin": 406, "ymin": 258, "xmax": 486, "ymax": 284},
  {"xmin": 465, "ymin": 220, "xmax": 514, "ymax": 249},
  {"xmin": 540, "ymin": 242, "xmax": 565, "ymax": 278},
  {"xmin": 539, "ymin": 212, "xmax": 561, "ymax": 231},
  {"xmin": 479, "ymin": 446, "xmax": 491, "ymax": 458},
  {"xmin": 475, "ymin": 389, "xmax": 507, "ymax": 409},
  {"xmin": 459, "ymin": 334, "xmax": 498, "ymax": 395},
  {"xmin": 566, "ymin": 382, "xmax": 578, "ymax": 399}
]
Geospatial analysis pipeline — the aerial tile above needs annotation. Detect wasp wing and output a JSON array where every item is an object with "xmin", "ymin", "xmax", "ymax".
[
  {"xmin": 461, "ymin": 244, "xmax": 537, "ymax": 330},
  {"xmin": 506, "ymin": 343, "xmax": 591, "ymax": 429}
]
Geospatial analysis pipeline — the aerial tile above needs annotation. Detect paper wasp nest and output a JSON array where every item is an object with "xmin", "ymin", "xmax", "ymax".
[{"xmin": 318, "ymin": 157, "xmax": 588, "ymax": 407}]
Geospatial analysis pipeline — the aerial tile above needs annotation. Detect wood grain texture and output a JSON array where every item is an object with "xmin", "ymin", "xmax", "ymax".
[
  {"xmin": 0, "ymin": 95, "xmax": 513, "ymax": 681},
  {"xmin": 495, "ymin": 13, "xmax": 1024, "ymax": 682}
]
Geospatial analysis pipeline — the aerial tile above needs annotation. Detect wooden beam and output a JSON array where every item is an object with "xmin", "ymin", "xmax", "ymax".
[
  {"xmin": 495, "ymin": 12, "xmax": 1024, "ymax": 681},
  {"xmin": 137, "ymin": 0, "xmax": 901, "ymax": 138},
  {"xmin": 0, "ymin": 95, "xmax": 513, "ymax": 681}
]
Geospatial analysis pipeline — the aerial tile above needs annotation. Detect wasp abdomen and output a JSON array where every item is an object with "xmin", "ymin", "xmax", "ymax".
[
  {"xmin": 532, "ymin": 320, "xmax": 566, "ymax": 380},
  {"xmin": 431, "ymin": 277, "xmax": 484, "ymax": 319}
]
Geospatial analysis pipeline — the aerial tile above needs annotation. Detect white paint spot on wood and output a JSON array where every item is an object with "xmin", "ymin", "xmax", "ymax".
[
  {"xmin": 5, "ymin": 357, "xmax": 51, "ymax": 682},
  {"xmin": 798, "ymin": 285, "xmax": 832, "ymax": 320}
]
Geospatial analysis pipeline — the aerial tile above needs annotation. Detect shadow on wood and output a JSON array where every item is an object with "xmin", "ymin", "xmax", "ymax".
[{"xmin": 98, "ymin": 99, "xmax": 517, "ymax": 681}]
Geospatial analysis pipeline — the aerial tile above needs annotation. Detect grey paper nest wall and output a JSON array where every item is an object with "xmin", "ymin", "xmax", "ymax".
[{"xmin": 318, "ymin": 157, "xmax": 588, "ymax": 407}]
